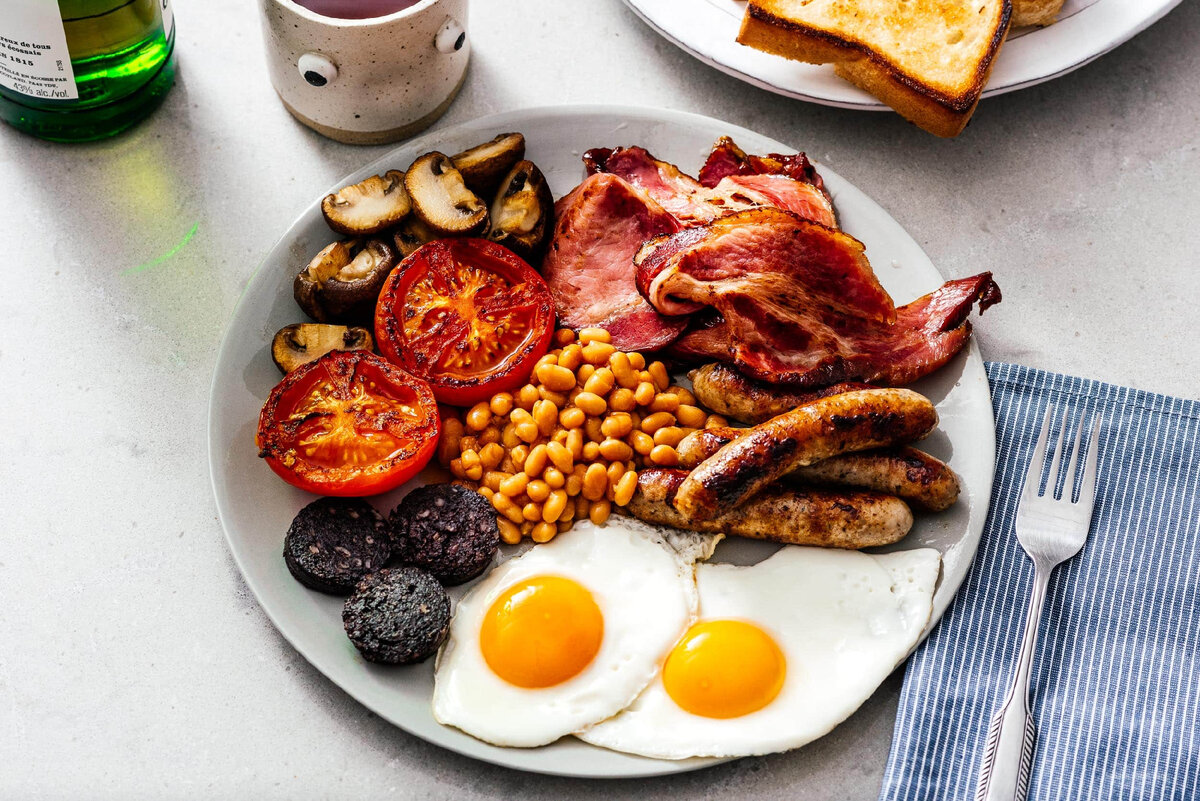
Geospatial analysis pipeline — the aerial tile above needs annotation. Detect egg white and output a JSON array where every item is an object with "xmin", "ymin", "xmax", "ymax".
[
  {"xmin": 577, "ymin": 546, "xmax": 941, "ymax": 759},
  {"xmin": 432, "ymin": 518, "xmax": 719, "ymax": 748}
]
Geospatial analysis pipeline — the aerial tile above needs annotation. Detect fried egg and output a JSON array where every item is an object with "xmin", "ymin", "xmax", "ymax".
[
  {"xmin": 432, "ymin": 518, "xmax": 719, "ymax": 747},
  {"xmin": 577, "ymin": 545, "xmax": 941, "ymax": 758}
]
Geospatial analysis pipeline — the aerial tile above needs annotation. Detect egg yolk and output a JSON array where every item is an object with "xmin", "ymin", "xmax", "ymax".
[
  {"xmin": 662, "ymin": 619, "xmax": 786, "ymax": 719},
  {"xmin": 480, "ymin": 575, "xmax": 604, "ymax": 688}
]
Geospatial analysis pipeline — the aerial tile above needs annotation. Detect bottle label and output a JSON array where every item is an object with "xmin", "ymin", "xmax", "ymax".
[{"xmin": 0, "ymin": 2, "xmax": 78, "ymax": 101}]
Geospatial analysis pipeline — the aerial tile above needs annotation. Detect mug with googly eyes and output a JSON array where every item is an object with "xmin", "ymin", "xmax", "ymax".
[{"xmin": 257, "ymin": 0, "xmax": 469, "ymax": 145}]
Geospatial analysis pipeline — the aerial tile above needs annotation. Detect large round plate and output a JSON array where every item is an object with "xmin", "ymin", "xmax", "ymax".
[
  {"xmin": 623, "ymin": 0, "xmax": 1182, "ymax": 109},
  {"xmin": 208, "ymin": 105, "xmax": 995, "ymax": 778}
]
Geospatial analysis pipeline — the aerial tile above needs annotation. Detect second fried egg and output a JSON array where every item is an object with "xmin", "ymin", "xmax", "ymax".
[{"xmin": 577, "ymin": 545, "xmax": 941, "ymax": 758}]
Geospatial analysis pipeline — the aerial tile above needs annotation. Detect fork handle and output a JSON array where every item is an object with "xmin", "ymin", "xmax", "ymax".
[{"xmin": 975, "ymin": 566, "xmax": 1051, "ymax": 801}]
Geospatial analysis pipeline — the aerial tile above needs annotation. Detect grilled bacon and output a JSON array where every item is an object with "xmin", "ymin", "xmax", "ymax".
[{"xmin": 635, "ymin": 207, "xmax": 1000, "ymax": 386}]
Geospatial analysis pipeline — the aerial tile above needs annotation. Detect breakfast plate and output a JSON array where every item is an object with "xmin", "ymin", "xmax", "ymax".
[
  {"xmin": 207, "ymin": 105, "xmax": 996, "ymax": 777},
  {"xmin": 622, "ymin": 0, "xmax": 1183, "ymax": 110}
]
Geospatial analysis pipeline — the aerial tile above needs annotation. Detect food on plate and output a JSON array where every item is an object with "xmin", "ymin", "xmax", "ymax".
[
  {"xmin": 442, "ymin": 326, "xmax": 723, "ymax": 543},
  {"xmin": 1012, "ymin": 0, "xmax": 1064, "ymax": 27},
  {"xmin": 303, "ymin": 134, "xmax": 551, "ymax": 271},
  {"xmin": 540, "ymin": 138, "xmax": 834, "ymax": 352},
  {"xmin": 636, "ymin": 208, "xmax": 1001, "ymax": 386},
  {"xmin": 374, "ymin": 238, "xmax": 555, "ymax": 407},
  {"xmin": 673, "ymin": 388, "xmax": 939, "ymax": 521},
  {"xmin": 689, "ymin": 363, "xmax": 871, "ymax": 425},
  {"xmin": 320, "ymin": 170, "xmax": 411, "ymax": 236},
  {"xmin": 431, "ymin": 518, "xmax": 719, "ymax": 747},
  {"xmin": 293, "ymin": 238, "xmax": 397, "ymax": 324},
  {"xmin": 629, "ymin": 468, "xmax": 913, "ymax": 548},
  {"xmin": 584, "ymin": 145, "xmax": 836, "ymax": 228},
  {"xmin": 697, "ymin": 136, "xmax": 825, "ymax": 189},
  {"xmin": 678, "ymin": 427, "xmax": 959, "ymax": 512},
  {"xmin": 405, "ymin": 152, "xmax": 489, "ymax": 236},
  {"xmin": 544, "ymin": 142, "xmax": 999, "ymax": 373},
  {"xmin": 248, "ymin": 131, "xmax": 986, "ymax": 761},
  {"xmin": 387, "ymin": 484, "xmax": 499, "ymax": 586},
  {"xmin": 787, "ymin": 445, "xmax": 959, "ymax": 512},
  {"xmin": 450, "ymin": 132, "xmax": 526, "ymax": 195},
  {"xmin": 282, "ymin": 498, "xmax": 390, "ymax": 594},
  {"xmin": 577, "ymin": 546, "xmax": 941, "ymax": 758},
  {"xmin": 392, "ymin": 215, "xmax": 437, "ymax": 259},
  {"xmin": 342, "ymin": 566, "xmax": 451, "ymax": 665},
  {"xmin": 270, "ymin": 323, "xmax": 373, "ymax": 374},
  {"xmin": 736, "ymin": 0, "xmax": 1012, "ymax": 137},
  {"xmin": 540, "ymin": 172, "xmax": 686, "ymax": 351},
  {"xmin": 256, "ymin": 350, "xmax": 440, "ymax": 497},
  {"xmin": 486, "ymin": 160, "xmax": 554, "ymax": 262}
]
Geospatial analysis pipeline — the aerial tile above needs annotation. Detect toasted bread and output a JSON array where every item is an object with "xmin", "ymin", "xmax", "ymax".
[
  {"xmin": 738, "ymin": 0, "xmax": 1013, "ymax": 137},
  {"xmin": 1012, "ymin": 0, "xmax": 1065, "ymax": 27}
]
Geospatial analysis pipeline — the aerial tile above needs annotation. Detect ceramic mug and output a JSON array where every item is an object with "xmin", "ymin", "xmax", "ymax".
[{"xmin": 257, "ymin": 0, "xmax": 469, "ymax": 145}]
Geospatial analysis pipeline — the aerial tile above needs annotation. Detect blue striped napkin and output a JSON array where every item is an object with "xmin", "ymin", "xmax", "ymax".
[{"xmin": 880, "ymin": 362, "xmax": 1200, "ymax": 801}]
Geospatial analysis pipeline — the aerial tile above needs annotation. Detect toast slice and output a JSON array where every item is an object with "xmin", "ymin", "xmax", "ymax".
[
  {"xmin": 1012, "ymin": 0, "xmax": 1065, "ymax": 27},
  {"xmin": 738, "ymin": 0, "xmax": 1013, "ymax": 137}
]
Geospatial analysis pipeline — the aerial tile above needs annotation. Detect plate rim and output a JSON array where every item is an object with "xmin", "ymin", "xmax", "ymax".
[
  {"xmin": 621, "ymin": 0, "xmax": 1184, "ymax": 110},
  {"xmin": 207, "ymin": 103, "xmax": 996, "ymax": 778}
]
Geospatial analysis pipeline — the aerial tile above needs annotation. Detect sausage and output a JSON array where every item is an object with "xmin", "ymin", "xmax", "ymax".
[
  {"xmin": 688, "ymin": 363, "xmax": 873, "ymax": 425},
  {"xmin": 795, "ymin": 447, "xmax": 960, "ymax": 512},
  {"xmin": 627, "ymin": 469, "xmax": 913, "ymax": 548},
  {"xmin": 674, "ymin": 388, "xmax": 938, "ymax": 521},
  {"xmin": 677, "ymin": 427, "xmax": 959, "ymax": 512},
  {"xmin": 676, "ymin": 426, "xmax": 743, "ymax": 469}
]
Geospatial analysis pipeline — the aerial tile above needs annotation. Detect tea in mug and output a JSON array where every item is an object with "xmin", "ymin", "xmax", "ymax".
[{"xmin": 293, "ymin": 0, "xmax": 423, "ymax": 20}]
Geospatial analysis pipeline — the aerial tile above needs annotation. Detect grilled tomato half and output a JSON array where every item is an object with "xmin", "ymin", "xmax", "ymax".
[
  {"xmin": 256, "ymin": 349, "xmax": 440, "ymax": 496},
  {"xmin": 374, "ymin": 238, "xmax": 554, "ymax": 406}
]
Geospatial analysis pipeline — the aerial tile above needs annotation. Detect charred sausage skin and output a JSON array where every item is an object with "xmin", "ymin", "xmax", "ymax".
[
  {"xmin": 673, "ymin": 388, "xmax": 938, "ymax": 521},
  {"xmin": 677, "ymin": 427, "xmax": 959, "ymax": 512},
  {"xmin": 688, "ymin": 363, "xmax": 873, "ymax": 425},
  {"xmin": 628, "ymin": 469, "xmax": 913, "ymax": 548}
]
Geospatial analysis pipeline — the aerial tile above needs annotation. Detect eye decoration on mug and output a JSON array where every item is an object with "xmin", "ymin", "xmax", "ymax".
[
  {"xmin": 298, "ymin": 53, "xmax": 339, "ymax": 87},
  {"xmin": 435, "ymin": 17, "xmax": 467, "ymax": 53}
]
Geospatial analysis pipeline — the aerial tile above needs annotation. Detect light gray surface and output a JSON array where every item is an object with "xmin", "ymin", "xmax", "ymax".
[{"xmin": 0, "ymin": 1, "xmax": 1196, "ymax": 799}]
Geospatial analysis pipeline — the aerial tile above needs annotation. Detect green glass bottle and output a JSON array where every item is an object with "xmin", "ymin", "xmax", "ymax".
[{"xmin": 0, "ymin": 0, "xmax": 176, "ymax": 142}]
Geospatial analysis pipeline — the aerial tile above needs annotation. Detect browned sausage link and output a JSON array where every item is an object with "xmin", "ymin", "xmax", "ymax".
[
  {"xmin": 627, "ymin": 469, "xmax": 913, "ymax": 548},
  {"xmin": 678, "ymin": 427, "xmax": 959, "ymax": 512},
  {"xmin": 676, "ymin": 426, "xmax": 742, "ymax": 469},
  {"xmin": 688, "ymin": 363, "xmax": 874, "ymax": 425},
  {"xmin": 674, "ymin": 388, "xmax": 938, "ymax": 521},
  {"xmin": 793, "ymin": 446, "xmax": 960, "ymax": 512}
]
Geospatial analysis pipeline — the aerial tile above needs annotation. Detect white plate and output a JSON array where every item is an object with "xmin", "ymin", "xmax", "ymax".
[
  {"xmin": 207, "ymin": 105, "xmax": 996, "ymax": 778},
  {"xmin": 623, "ymin": 0, "xmax": 1182, "ymax": 109}
]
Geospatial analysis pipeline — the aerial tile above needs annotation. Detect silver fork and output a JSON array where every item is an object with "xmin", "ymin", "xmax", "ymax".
[{"xmin": 974, "ymin": 406, "xmax": 1102, "ymax": 801}]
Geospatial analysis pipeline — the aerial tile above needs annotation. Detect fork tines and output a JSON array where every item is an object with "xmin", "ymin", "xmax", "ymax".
[{"xmin": 1023, "ymin": 405, "xmax": 1101, "ymax": 507}]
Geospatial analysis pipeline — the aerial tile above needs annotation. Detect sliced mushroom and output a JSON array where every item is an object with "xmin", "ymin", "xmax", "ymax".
[
  {"xmin": 393, "ymin": 215, "xmax": 437, "ymax": 259},
  {"xmin": 487, "ymin": 160, "xmax": 554, "ymax": 262},
  {"xmin": 294, "ymin": 238, "xmax": 397, "ymax": 323},
  {"xmin": 405, "ymin": 152, "xmax": 489, "ymax": 236},
  {"xmin": 450, "ymin": 133, "xmax": 525, "ymax": 195},
  {"xmin": 272, "ymin": 323, "xmax": 374, "ymax": 373},
  {"xmin": 321, "ymin": 170, "xmax": 410, "ymax": 235}
]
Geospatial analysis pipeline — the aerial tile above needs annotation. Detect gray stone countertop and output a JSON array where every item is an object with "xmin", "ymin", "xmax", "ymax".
[{"xmin": 1, "ymin": 0, "xmax": 1197, "ymax": 798}]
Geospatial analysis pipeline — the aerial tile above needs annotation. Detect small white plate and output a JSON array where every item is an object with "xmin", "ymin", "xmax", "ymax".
[
  {"xmin": 207, "ymin": 105, "xmax": 996, "ymax": 778},
  {"xmin": 623, "ymin": 0, "xmax": 1182, "ymax": 109}
]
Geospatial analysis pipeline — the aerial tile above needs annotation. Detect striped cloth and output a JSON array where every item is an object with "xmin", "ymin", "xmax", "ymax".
[{"xmin": 880, "ymin": 362, "xmax": 1200, "ymax": 801}]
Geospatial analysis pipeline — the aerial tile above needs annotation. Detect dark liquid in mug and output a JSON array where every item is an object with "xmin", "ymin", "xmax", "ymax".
[{"xmin": 293, "ymin": 0, "xmax": 423, "ymax": 20}]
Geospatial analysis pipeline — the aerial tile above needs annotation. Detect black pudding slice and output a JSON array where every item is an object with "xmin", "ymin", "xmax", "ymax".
[
  {"xmin": 342, "ymin": 567, "xmax": 451, "ymax": 665},
  {"xmin": 389, "ymin": 484, "xmax": 499, "ymax": 586},
  {"xmin": 284, "ymin": 498, "xmax": 389, "ymax": 595}
]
